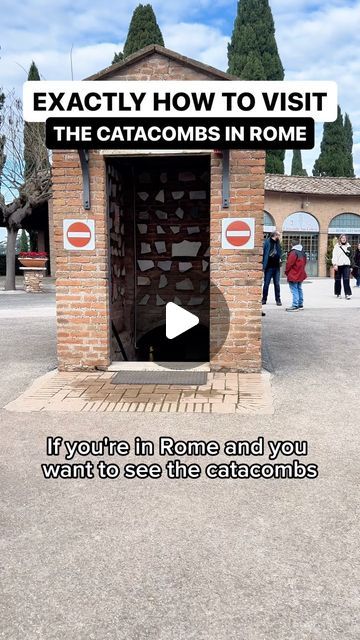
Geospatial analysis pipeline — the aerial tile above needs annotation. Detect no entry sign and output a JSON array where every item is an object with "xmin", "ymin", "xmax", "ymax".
[
  {"xmin": 221, "ymin": 218, "xmax": 255, "ymax": 250},
  {"xmin": 63, "ymin": 219, "xmax": 95, "ymax": 251}
]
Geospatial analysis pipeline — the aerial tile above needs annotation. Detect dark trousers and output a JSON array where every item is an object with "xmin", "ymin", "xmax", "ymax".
[
  {"xmin": 334, "ymin": 265, "xmax": 352, "ymax": 296},
  {"xmin": 262, "ymin": 267, "xmax": 281, "ymax": 303}
]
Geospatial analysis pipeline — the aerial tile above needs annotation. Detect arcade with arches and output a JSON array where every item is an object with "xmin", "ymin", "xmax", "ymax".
[{"xmin": 328, "ymin": 213, "xmax": 360, "ymax": 254}]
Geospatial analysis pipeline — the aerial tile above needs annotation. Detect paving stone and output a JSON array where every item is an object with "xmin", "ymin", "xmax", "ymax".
[
  {"xmin": 113, "ymin": 402, "xmax": 126, "ymax": 412},
  {"xmin": 213, "ymin": 404, "xmax": 237, "ymax": 414},
  {"xmin": 122, "ymin": 389, "xmax": 140, "ymax": 398},
  {"xmin": 82, "ymin": 401, "xmax": 96, "ymax": 412},
  {"xmin": 4, "ymin": 371, "xmax": 273, "ymax": 416},
  {"xmin": 98, "ymin": 401, "xmax": 110, "ymax": 412},
  {"xmin": 47, "ymin": 399, "xmax": 88, "ymax": 412}
]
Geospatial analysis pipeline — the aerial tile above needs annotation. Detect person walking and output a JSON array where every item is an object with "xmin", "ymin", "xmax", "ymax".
[
  {"xmin": 285, "ymin": 238, "xmax": 307, "ymax": 312},
  {"xmin": 353, "ymin": 242, "xmax": 360, "ymax": 288},
  {"xmin": 332, "ymin": 235, "xmax": 352, "ymax": 299},
  {"xmin": 262, "ymin": 230, "xmax": 282, "ymax": 306}
]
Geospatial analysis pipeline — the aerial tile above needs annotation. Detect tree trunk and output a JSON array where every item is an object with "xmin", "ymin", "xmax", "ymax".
[{"xmin": 5, "ymin": 227, "xmax": 18, "ymax": 291}]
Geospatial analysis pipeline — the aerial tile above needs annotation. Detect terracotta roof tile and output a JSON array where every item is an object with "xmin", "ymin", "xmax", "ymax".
[{"xmin": 265, "ymin": 174, "xmax": 360, "ymax": 196}]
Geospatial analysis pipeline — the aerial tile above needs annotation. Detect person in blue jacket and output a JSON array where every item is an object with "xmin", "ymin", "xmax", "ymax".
[{"xmin": 262, "ymin": 230, "xmax": 282, "ymax": 306}]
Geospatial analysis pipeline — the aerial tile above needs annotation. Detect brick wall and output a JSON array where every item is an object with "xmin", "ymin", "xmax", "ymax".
[
  {"xmin": 104, "ymin": 52, "xmax": 221, "ymax": 82},
  {"xmin": 52, "ymin": 150, "xmax": 110, "ymax": 370},
  {"xmin": 210, "ymin": 150, "xmax": 264, "ymax": 372},
  {"xmin": 52, "ymin": 51, "xmax": 264, "ymax": 372}
]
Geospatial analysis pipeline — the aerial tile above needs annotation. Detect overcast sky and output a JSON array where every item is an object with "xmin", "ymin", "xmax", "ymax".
[{"xmin": 1, "ymin": 0, "xmax": 359, "ymax": 176}]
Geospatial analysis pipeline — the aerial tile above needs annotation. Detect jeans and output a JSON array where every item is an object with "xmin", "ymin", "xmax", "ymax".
[
  {"xmin": 334, "ymin": 265, "xmax": 352, "ymax": 296},
  {"xmin": 356, "ymin": 274, "xmax": 360, "ymax": 287},
  {"xmin": 262, "ymin": 267, "xmax": 281, "ymax": 303},
  {"xmin": 289, "ymin": 281, "xmax": 303, "ymax": 308}
]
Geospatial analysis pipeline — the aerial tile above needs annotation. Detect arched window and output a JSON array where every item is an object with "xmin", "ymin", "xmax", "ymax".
[
  {"xmin": 282, "ymin": 211, "xmax": 319, "ymax": 233},
  {"xmin": 264, "ymin": 211, "xmax": 275, "ymax": 233},
  {"xmin": 282, "ymin": 212, "xmax": 319, "ymax": 277},
  {"xmin": 329, "ymin": 213, "xmax": 360, "ymax": 233}
]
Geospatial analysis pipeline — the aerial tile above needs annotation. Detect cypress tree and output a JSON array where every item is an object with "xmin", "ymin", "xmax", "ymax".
[
  {"xmin": 24, "ymin": 62, "xmax": 49, "ymax": 251},
  {"xmin": 228, "ymin": 0, "xmax": 284, "ymax": 80},
  {"xmin": 240, "ymin": 50, "xmax": 265, "ymax": 80},
  {"xmin": 112, "ymin": 51, "xmax": 124, "ymax": 64},
  {"xmin": 291, "ymin": 149, "xmax": 307, "ymax": 176},
  {"xmin": 265, "ymin": 150, "xmax": 285, "ymax": 175},
  {"xmin": 228, "ymin": 0, "xmax": 285, "ymax": 174},
  {"xmin": 0, "ymin": 90, "xmax": 5, "ymax": 182},
  {"xmin": 19, "ymin": 229, "xmax": 29, "ymax": 252},
  {"xmin": 313, "ymin": 105, "xmax": 350, "ymax": 177},
  {"xmin": 28, "ymin": 61, "xmax": 40, "ymax": 81},
  {"xmin": 24, "ymin": 62, "xmax": 48, "ymax": 179},
  {"xmin": 113, "ymin": 4, "xmax": 164, "ymax": 62},
  {"xmin": 343, "ymin": 113, "xmax": 355, "ymax": 177}
]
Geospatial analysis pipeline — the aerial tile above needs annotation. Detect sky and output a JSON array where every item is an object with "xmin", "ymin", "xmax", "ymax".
[{"xmin": 0, "ymin": 0, "xmax": 359, "ymax": 178}]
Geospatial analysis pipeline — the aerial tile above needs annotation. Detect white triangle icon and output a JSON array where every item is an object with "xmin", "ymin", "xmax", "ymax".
[{"xmin": 166, "ymin": 302, "xmax": 199, "ymax": 340}]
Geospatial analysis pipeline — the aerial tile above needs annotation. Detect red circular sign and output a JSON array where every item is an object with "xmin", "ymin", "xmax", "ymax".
[
  {"xmin": 225, "ymin": 220, "xmax": 252, "ymax": 247},
  {"xmin": 66, "ymin": 221, "xmax": 92, "ymax": 248}
]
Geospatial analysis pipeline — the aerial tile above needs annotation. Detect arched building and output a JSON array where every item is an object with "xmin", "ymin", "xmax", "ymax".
[{"xmin": 264, "ymin": 175, "xmax": 360, "ymax": 276}]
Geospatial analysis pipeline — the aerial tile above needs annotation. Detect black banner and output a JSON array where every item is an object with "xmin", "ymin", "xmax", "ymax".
[{"xmin": 46, "ymin": 117, "xmax": 315, "ymax": 150}]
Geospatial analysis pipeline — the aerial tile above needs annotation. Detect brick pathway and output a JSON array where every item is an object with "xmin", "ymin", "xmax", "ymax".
[{"xmin": 4, "ymin": 370, "xmax": 274, "ymax": 415}]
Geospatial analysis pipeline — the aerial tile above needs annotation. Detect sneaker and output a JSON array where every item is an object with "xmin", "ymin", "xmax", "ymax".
[
  {"xmin": 261, "ymin": 300, "xmax": 266, "ymax": 305},
  {"xmin": 346, "ymin": 295, "xmax": 351, "ymax": 300},
  {"xmin": 298, "ymin": 305, "xmax": 304, "ymax": 310},
  {"xmin": 261, "ymin": 312, "xmax": 266, "ymax": 317},
  {"xmin": 336, "ymin": 295, "xmax": 341, "ymax": 299},
  {"xmin": 286, "ymin": 306, "xmax": 299, "ymax": 312},
  {"xmin": 276, "ymin": 301, "xmax": 282, "ymax": 306}
]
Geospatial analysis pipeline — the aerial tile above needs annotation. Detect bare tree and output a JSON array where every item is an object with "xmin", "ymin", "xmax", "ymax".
[{"xmin": 0, "ymin": 92, "xmax": 51, "ymax": 290}]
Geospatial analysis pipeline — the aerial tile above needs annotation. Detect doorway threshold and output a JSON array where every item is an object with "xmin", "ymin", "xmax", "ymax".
[{"xmin": 108, "ymin": 361, "xmax": 210, "ymax": 372}]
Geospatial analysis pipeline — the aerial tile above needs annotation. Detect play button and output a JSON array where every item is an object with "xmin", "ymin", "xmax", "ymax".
[{"xmin": 166, "ymin": 302, "xmax": 199, "ymax": 340}]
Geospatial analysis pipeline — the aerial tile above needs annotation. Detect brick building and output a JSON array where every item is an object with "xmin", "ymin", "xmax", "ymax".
[
  {"xmin": 51, "ymin": 46, "xmax": 265, "ymax": 372},
  {"xmin": 264, "ymin": 175, "xmax": 360, "ymax": 277}
]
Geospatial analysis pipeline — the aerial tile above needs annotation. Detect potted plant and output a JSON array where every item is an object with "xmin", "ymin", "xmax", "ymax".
[{"xmin": 18, "ymin": 251, "xmax": 48, "ymax": 269}]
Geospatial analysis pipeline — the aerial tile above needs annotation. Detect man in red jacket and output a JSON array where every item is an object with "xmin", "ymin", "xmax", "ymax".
[{"xmin": 285, "ymin": 238, "xmax": 307, "ymax": 312}]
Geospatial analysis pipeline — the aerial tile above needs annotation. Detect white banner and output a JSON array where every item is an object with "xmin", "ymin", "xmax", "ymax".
[{"xmin": 23, "ymin": 80, "xmax": 338, "ymax": 122}]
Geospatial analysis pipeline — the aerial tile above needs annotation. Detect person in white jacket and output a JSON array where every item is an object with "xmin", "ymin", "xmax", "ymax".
[{"xmin": 332, "ymin": 235, "xmax": 352, "ymax": 299}]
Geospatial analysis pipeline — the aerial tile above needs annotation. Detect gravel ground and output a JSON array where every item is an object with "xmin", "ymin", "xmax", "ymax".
[{"xmin": 0, "ymin": 286, "xmax": 359, "ymax": 640}]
